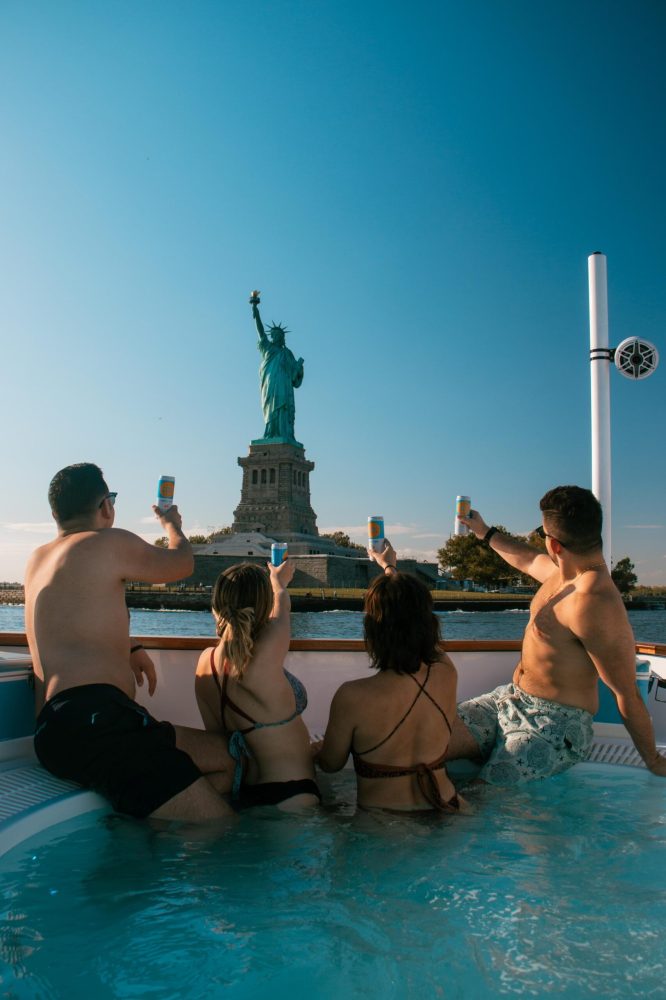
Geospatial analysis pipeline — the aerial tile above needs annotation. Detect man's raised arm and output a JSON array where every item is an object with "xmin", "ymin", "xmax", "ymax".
[
  {"xmin": 459, "ymin": 510, "xmax": 555, "ymax": 584},
  {"xmin": 115, "ymin": 504, "xmax": 194, "ymax": 585}
]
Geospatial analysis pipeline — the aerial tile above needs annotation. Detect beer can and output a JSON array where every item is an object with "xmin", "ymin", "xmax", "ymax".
[
  {"xmin": 271, "ymin": 542, "xmax": 288, "ymax": 566},
  {"xmin": 368, "ymin": 515, "xmax": 385, "ymax": 552},
  {"xmin": 157, "ymin": 476, "xmax": 175, "ymax": 512},
  {"xmin": 455, "ymin": 495, "xmax": 471, "ymax": 536}
]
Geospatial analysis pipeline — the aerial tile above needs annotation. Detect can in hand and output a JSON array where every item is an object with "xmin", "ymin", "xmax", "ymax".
[
  {"xmin": 455, "ymin": 496, "xmax": 471, "ymax": 536},
  {"xmin": 271, "ymin": 542, "xmax": 288, "ymax": 566},
  {"xmin": 157, "ymin": 476, "xmax": 175, "ymax": 513},
  {"xmin": 368, "ymin": 515, "xmax": 385, "ymax": 552}
]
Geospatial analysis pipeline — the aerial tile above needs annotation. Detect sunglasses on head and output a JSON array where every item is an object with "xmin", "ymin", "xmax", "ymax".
[{"xmin": 99, "ymin": 492, "xmax": 118, "ymax": 508}]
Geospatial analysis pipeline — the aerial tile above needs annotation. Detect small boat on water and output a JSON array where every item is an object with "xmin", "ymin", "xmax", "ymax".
[{"xmin": 1, "ymin": 631, "xmax": 665, "ymax": 858}]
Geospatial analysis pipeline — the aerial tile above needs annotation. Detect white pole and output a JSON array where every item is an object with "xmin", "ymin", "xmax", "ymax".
[{"xmin": 588, "ymin": 252, "xmax": 612, "ymax": 564}]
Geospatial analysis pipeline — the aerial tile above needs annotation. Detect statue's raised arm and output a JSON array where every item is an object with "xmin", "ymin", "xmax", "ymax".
[
  {"xmin": 249, "ymin": 290, "xmax": 267, "ymax": 344},
  {"xmin": 248, "ymin": 290, "xmax": 304, "ymax": 444}
]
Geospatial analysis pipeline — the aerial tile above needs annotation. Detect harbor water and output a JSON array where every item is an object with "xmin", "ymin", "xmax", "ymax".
[{"xmin": 0, "ymin": 604, "xmax": 665, "ymax": 643}]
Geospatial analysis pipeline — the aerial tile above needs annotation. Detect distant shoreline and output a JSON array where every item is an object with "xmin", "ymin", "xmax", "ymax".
[
  {"xmin": 1, "ymin": 588, "xmax": 663, "ymax": 613},
  {"xmin": 123, "ymin": 592, "xmax": 537, "ymax": 613}
]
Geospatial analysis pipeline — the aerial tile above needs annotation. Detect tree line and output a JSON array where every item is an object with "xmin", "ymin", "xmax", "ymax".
[
  {"xmin": 152, "ymin": 525, "xmax": 640, "ymax": 595},
  {"xmin": 437, "ymin": 531, "xmax": 638, "ymax": 595},
  {"xmin": 154, "ymin": 526, "xmax": 233, "ymax": 548}
]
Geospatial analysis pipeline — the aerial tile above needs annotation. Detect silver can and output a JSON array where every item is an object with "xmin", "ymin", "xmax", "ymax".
[{"xmin": 454, "ymin": 495, "xmax": 471, "ymax": 536}]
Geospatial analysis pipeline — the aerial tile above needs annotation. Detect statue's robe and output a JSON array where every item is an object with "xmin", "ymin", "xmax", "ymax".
[{"xmin": 258, "ymin": 340, "xmax": 303, "ymax": 441}]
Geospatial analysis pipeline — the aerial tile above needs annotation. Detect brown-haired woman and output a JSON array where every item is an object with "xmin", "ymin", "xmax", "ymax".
[
  {"xmin": 195, "ymin": 560, "xmax": 320, "ymax": 811},
  {"xmin": 315, "ymin": 541, "xmax": 466, "ymax": 813}
]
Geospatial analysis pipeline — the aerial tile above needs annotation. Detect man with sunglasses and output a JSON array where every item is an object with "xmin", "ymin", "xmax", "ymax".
[
  {"xmin": 446, "ymin": 484, "xmax": 666, "ymax": 783},
  {"xmin": 25, "ymin": 463, "xmax": 235, "ymax": 822}
]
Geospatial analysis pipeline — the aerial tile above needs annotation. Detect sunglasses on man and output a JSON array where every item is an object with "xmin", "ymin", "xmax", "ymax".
[
  {"xmin": 534, "ymin": 525, "xmax": 565, "ymax": 548},
  {"xmin": 99, "ymin": 492, "xmax": 118, "ymax": 508}
]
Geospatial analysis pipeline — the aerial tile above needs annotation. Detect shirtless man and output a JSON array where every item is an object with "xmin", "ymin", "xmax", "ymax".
[
  {"xmin": 446, "ymin": 485, "xmax": 666, "ymax": 784},
  {"xmin": 26, "ymin": 462, "xmax": 235, "ymax": 821}
]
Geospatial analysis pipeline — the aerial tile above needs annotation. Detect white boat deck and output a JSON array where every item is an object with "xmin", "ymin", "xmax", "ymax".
[{"xmin": 0, "ymin": 740, "xmax": 107, "ymax": 858}]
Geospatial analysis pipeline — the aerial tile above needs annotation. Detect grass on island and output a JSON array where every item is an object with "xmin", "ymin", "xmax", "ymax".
[
  {"xmin": 287, "ymin": 587, "xmax": 532, "ymax": 601},
  {"xmin": 122, "ymin": 584, "xmax": 534, "ymax": 601}
]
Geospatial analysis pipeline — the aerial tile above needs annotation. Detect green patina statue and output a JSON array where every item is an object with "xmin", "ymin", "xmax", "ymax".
[{"xmin": 249, "ymin": 291, "xmax": 304, "ymax": 444}]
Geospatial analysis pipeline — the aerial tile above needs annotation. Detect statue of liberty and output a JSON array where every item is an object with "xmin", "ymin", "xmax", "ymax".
[{"xmin": 249, "ymin": 291, "xmax": 304, "ymax": 443}]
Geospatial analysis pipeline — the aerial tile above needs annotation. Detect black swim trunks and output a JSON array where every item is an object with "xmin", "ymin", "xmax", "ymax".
[
  {"xmin": 237, "ymin": 778, "xmax": 321, "ymax": 809},
  {"xmin": 34, "ymin": 683, "xmax": 202, "ymax": 819}
]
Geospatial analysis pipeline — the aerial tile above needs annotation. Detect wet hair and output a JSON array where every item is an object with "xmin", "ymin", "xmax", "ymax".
[
  {"xmin": 211, "ymin": 563, "xmax": 273, "ymax": 678},
  {"xmin": 539, "ymin": 485, "xmax": 603, "ymax": 554},
  {"xmin": 363, "ymin": 571, "xmax": 441, "ymax": 675},
  {"xmin": 48, "ymin": 463, "xmax": 108, "ymax": 525}
]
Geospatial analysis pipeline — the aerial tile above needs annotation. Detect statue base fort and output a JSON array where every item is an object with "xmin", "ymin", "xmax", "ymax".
[
  {"xmin": 232, "ymin": 440, "xmax": 318, "ymax": 537},
  {"xmin": 186, "ymin": 438, "xmax": 443, "ymax": 591}
]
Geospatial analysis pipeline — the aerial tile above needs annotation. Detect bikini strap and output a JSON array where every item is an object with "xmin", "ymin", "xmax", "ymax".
[
  {"xmin": 209, "ymin": 647, "xmax": 222, "ymax": 694},
  {"xmin": 210, "ymin": 647, "xmax": 256, "ymax": 731},
  {"xmin": 409, "ymin": 668, "xmax": 453, "ymax": 735},
  {"xmin": 355, "ymin": 663, "xmax": 432, "ymax": 756},
  {"xmin": 352, "ymin": 752, "xmax": 459, "ymax": 813},
  {"xmin": 414, "ymin": 763, "xmax": 460, "ymax": 813}
]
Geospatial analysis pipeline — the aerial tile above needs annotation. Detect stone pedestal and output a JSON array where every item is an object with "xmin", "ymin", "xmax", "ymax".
[{"xmin": 232, "ymin": 441, "xmax": 319, "ymax": 536}]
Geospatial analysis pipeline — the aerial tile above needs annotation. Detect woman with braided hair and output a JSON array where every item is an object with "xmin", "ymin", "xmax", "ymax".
[{"xmin": 195, "ymin": 560, "xmax": 320, "ymax": 810}]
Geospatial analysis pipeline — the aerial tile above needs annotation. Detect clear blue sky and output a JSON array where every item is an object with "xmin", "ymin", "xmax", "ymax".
[{"xmin": 1, "ymin": 0, "xmax": 664, "ymax": 583}]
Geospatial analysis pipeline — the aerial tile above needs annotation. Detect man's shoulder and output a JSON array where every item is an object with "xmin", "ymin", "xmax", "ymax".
[
  {"xmin": 571, "ymin": 578, "xmax": 627, "ymax": 628},
  {"xmin": 27, "ymin": 539, "xmax": 53, "ymax": 563},
  {"xmin": 575, "ymin": 573, "xmax": 622, "ymax": 604},
  {"xmin": 97, "ymin": 527, "xmax": 144, "ymax": 546},
  {"xmin": 535, "ymin": 566, "xmax": 560, "ymax": 591},
  {"xmin": 86, "ymin": 529, "xmax": 148, "ymax": 565},
  {"xmin": 24, "ymin": 541, "xmax": 53, "ymax": 582}
]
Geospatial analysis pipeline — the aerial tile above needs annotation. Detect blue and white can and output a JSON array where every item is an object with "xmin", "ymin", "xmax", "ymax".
[
  {"xmin": 368, "ymin": 515, "xmax": 385, "ymax": 553},
  {"xmin": 271, "ymin": 542, "xmax": 288, "ymax": 566},
  {"xmin": 157, "ymin": 476, "xmax": 175, "ymax": 512}
]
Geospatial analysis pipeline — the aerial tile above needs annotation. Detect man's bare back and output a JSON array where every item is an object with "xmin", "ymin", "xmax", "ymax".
[
  {"xmin": 514, "ymin": 563, "xmax": 635, "ymax": 714},
  {"xmin": 446, "ymin": 486, "xmax": 666, "ymax": 782},
  {"xmin": 28, "ymin": 463, "xmax": 235, "ymax": 821},
  {"xmin": 27, "ymin": 529, "xmax": 149, "ymax": 712}
]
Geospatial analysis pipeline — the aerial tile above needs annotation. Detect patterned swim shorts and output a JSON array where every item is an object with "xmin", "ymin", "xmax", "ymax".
[{"xmin": 457, "ymin": 683, "xmax": 594, "ymax": 785}]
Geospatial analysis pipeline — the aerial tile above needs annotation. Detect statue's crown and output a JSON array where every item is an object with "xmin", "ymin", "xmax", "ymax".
[{"xmin": 268, "ymin": 322, "xmax": 289, "ymax": 336}]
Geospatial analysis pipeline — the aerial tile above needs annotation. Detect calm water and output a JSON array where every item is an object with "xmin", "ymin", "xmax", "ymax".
[
  {"xmin": 1, "ymin": 764, "xmax": 665, "ymax": 998},
  {"xmin": 1, "ymin": 603, "xmax": 665, "ymax": 643}
]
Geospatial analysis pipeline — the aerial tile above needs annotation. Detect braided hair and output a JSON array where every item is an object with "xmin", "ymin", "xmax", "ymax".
[{"xmin": 211, "ymin": 563, "xmax": 273, "ymax": 678}]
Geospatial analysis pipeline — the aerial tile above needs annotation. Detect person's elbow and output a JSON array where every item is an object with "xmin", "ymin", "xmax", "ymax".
[
  {"xmin": 614, "ymin": 684, "xmax": 646, "ymax": 718},
  {"xmin": 316, "ymin": 751, "xmax": 347, "ymax": 773}
]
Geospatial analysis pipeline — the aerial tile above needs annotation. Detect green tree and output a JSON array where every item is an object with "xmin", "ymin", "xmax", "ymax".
[
  {"xmin": 188, "ymin": 534, "xmax": 207, "ymax": 544},
  {"xmin": 518, "ymin": 530, "xmax": 547, "ymax": 587},
  {"xmin": 206, "ymin": 526, "xmax": 233, "ymax": 542},
  {"xmin": 154, "ymin": 536, "xmax": 168, "ymax": 548},
  {"xmin": 322, "ymin": 531, "xmax": 365, "ymax": 551},
  {"xmin": 437, "ymin": 526, "xmax": 524, "ymax": 589},
  {"xmin": 611, "ymin": 556, "xmax": 637, "ymax": 595}
]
